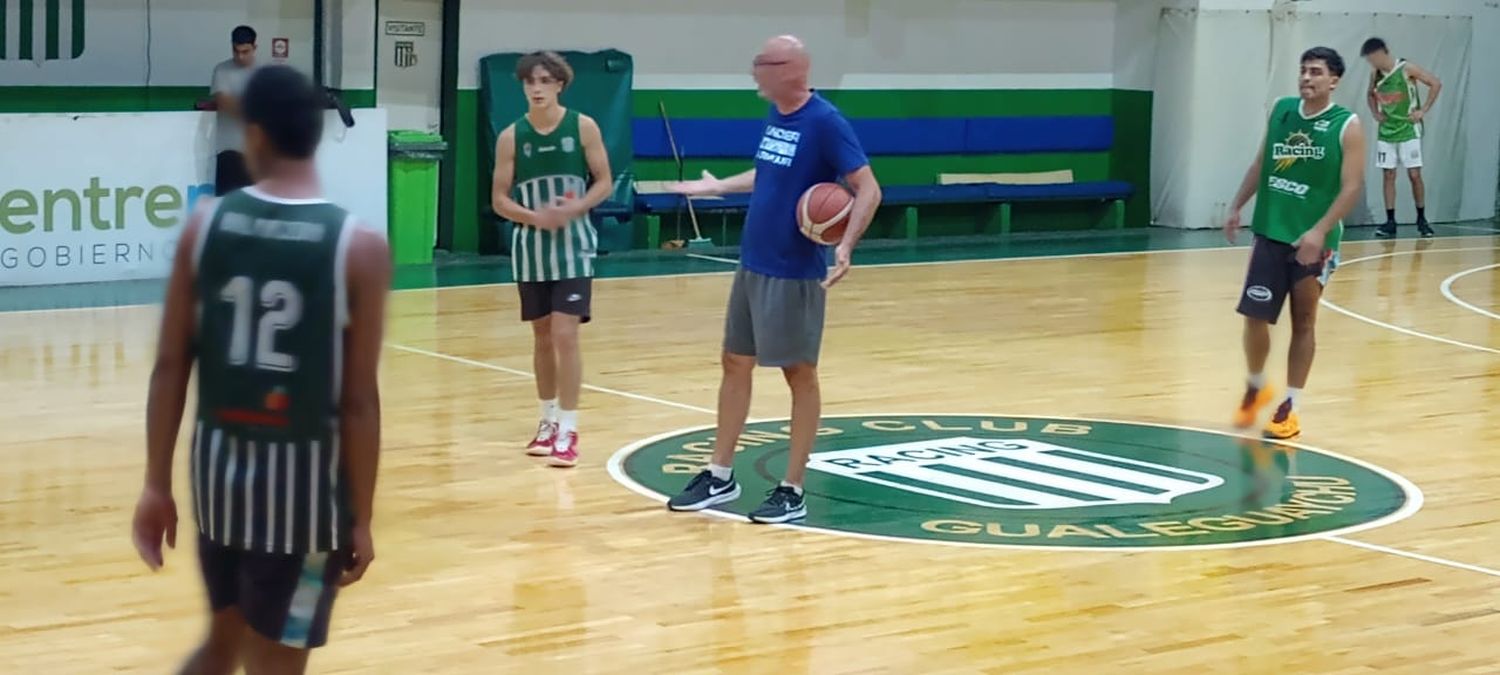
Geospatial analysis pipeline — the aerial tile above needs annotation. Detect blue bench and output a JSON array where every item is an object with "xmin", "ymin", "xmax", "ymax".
[{"xmin": 632, "ymin": 115, "xmax": 1134, "ymax": 243}]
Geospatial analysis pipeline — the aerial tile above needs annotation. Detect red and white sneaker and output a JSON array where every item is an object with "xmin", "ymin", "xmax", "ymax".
[
  {"xmin": 548, "ymin": 431, "xmax": 578, "ymax": 468},
  {"xmin": 525, "ymin": 421, "xmax": 557, "ymax": 456}
]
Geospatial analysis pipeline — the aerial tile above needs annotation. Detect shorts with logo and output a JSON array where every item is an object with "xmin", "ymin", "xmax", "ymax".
[
  {"xmin": 518, "ymin": 277, "xmax": 592, "ymax": 323},
  {"xmin": 1376, "ymin": 138, "xmax": 1423, "ymax": 169},
  {"xmin": 1237, "ymin": 234, "xmax": 1338, "ymax": 324},
  {"xmin": 724, "ymin": 267, "xmax": 826, "ymax": 367},
  {"xmin": 197, "ymin": 534, "xmax": 351, "ymax": 649}
]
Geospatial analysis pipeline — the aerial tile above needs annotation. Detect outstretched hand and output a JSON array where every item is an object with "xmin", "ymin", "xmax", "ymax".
[{"xmin": 667, "ymin": 170, "xmax": 725, "ymax": 197}]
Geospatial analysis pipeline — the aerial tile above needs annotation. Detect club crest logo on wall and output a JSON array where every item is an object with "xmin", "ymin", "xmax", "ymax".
[
  {"xmin": 0, "ymin": 0, "xmax": 87, "ymax": 61},
  {"xmin": 394, "ymin": 41, "xmax": 417, "ymax": 68}
]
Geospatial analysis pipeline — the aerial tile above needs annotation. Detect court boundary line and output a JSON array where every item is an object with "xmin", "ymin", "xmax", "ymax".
[
  {"xmin": 1322, "ymin": 245, "xmax": 1500, "ymax": 355},
  {"xmin": 388, "ymin": 341, "xmax": 1500, "ymax": 576},
  {"xmin": 387, "ymin": 343, "xmax": 717, "ymax": 416},
  {"xmin": 6, "ymin": 232, "xmax": 1497, "ymax": 317},
  {"xmin": 1438, "ymin": 263, "xmax": 1500, "ymax": 322},
  {"xmin": 685, "ymin": 253, "xmax": 740, "ymax": 265}
]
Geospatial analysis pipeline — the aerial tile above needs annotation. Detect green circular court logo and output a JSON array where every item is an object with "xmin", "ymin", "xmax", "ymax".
[{"xmin": 608, "ymin": 415, "xmax": 1421, "ymax": 550}]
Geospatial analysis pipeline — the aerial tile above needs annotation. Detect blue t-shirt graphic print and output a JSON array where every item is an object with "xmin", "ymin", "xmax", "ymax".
[{"xmin": 740, "ymin": 94, "xmax": 869, "ymax": 280}]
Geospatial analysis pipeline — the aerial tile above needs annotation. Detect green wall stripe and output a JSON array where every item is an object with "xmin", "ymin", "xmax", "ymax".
[
  {"xmin": 45, "ymin": 0, "xmax": 59, "ymax": 60},
  {"xmin": 1110, "ymin": 89, "xmax": 1152, "ymax": 227},
  {"xmin": 635, "ymin": 89, "xmax": 1115, "ymax": 119},
  {"xmin": 453, "ymin": 90, "xmax": 482, "ymax": 253},
  {"xmin": 71, "ymin": 0, "xmax": 83, "ymax": 58},
  {"xmin": 0, "ymin": 87, "xmax": 378, "ymax": 113},
  {"xmin": 19, "ymin": 0, "xmax": 33, "ymax": 60}
]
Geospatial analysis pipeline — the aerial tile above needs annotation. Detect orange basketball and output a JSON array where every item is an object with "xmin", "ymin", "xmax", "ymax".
[{"xmin": 797, "ymin": 182, "xmax": 854, "ymax": 244}]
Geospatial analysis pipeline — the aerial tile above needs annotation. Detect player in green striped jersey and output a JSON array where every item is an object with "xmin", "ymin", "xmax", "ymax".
[
  {"xmin": 133, "ymin": 65, "xmax": 389, "ymax": 674},
  {"xmin": 491, "ymin": 51, "xmax": 613, "ymax": 468},
  {"xmin": 1360, "ymin": 37, "xmax": 1442, "ymax": 237}
]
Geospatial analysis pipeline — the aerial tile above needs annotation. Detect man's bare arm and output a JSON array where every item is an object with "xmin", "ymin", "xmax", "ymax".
[
  {"xmin": 144, "ymin": 204, "xmax": 210, "ymax": 492},
  {"xmin": 340, "ymin": 226, "xmax": 391, "ymax": 532},
  {"xmin": 490, "ymin": 126, "xmax": 542, "ymax": 225}
]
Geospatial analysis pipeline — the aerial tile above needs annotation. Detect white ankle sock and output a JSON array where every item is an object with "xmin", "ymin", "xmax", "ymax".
[
  {"xmin": 1286, "ymin": 388, "xmax": 1302, "ymax": 409},
  {"xmin": 1248, "ymin": 372, "xmax": 1266, "ymax": 389},
  {"xmin": 708, "ymin": 463, "xmax": 733, "ymax": 481},
  {"xmin": 780, "ymin": 480, "xmax": 804, "ymax": 496},
  {"xmin": 558, "ymin": 409, "xmax": 578, "ymax": 434},
  {"xmin": 540, "ymin": 399, "xmax": 558, "ymax": 423}
]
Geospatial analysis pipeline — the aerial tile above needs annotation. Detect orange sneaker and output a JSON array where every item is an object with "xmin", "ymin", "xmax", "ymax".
[
  {"xmin": 1233, "ymin": 385, "xmax": 1275, "ymax": 429},
  {"xmin": 1262, "ymin": 400, "xmax": 1301, "ymax": 440}
]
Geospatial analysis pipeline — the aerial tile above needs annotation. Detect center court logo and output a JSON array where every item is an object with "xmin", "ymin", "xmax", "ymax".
[
  {"xmin": 609, "ymin": 414, "xmax": 1421, "ymax": 550},
  {"xmin": 1, "ymin": 0, "xmax": 86, "ymax": 61}
]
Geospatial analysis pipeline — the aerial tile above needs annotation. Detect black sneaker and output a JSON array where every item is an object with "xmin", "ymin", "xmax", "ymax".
[
  {"xmin": 666, "ymin": 470, "xmax": 740, "ymax": 511},
  {"xmin": 1375, "ymin": 220, "xmax": 1397, "ymax": 238},
  {"xmin": 748, "ymin": 485, "xmax": 807, "ymax": 524},
  {"xmin": 1417, "ymin": 220, "xmax": 1434, "ymax": 238}
]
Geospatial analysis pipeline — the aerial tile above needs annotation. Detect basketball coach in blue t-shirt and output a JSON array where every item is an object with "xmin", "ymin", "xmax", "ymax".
[{"xmin": 664, "ymin": 34, "xmax": 883, "ymax": 524}]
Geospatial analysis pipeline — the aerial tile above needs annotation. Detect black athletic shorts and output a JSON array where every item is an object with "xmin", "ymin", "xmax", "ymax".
[
  {"xmin": 1236, "ymin": 234, "xmax": 1339, "ymax": 324},
  {"xmin": 215, "ymin": 151, "xmax": 252, "ymax": 196},
  {"xmin": 518, "ymin": 277, "xmax": 592, "ymax": 323},
  {"xmin": 197, "ymin": 534, "xmax": 351, "ymax": 649}
]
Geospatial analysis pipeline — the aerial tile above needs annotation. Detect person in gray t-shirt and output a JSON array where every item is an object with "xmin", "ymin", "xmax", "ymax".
[{"xmin": 211, "ymin": 25, "xmax": 258, "ymax": 195}]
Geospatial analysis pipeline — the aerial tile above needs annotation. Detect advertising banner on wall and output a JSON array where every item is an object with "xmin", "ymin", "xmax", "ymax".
[{"xmin": 0, "ymin": 108, "xmax": 387, "ymax": 287}]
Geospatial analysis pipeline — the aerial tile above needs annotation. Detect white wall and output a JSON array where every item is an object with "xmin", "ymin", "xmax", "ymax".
[
  {"xmin": 1, "ymin": 0, "xmax": 376, "ymax": 90},
  {"xmin": 457, "ymin": 0, "xmax": 1118, "ymax": 90},
  {"xmin": 328, "ymin": 0, "xmax": 378, "ymax": 91},
  {"xmin": 1114, "ymin": 0, "xmax": 1177, "ymax": 91},
  {"xmin": 1149, "ymin": 0, "xmax": 1499, "ymax": 226},
  {"xmin": 377, "ymin": 0, "xmax": 443, "ymax": 131}
]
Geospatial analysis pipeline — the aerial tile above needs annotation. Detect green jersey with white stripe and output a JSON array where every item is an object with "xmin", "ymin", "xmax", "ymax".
[
  {"xmin": 510, "ymin": 109, "xmax": 598, "ymax": 282},
  {"xmin": 1373, "ymin": 61, "xmax": 1422, "ymax": 143}
]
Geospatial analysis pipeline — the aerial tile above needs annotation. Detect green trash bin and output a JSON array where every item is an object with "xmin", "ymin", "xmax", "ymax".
[{"xmin": 388, "ymin": 130, "xmax": 448, "ymax": 266}]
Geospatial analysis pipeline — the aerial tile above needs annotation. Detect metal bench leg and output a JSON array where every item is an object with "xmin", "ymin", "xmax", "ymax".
[
  {"xmin": 646, "ymin": 214, "xmax": 661, "ymax": 250},
  {"xmin": 1113, "ymin": 199, "xmax": 1125, "ymax": 229},
  {"xmin": 904, "ymin": 206, "xmax": 919, "ymax": 239},
  {"xmin": 1000, "ymin": 203, "xmax": 1013, "ymax": 236}
]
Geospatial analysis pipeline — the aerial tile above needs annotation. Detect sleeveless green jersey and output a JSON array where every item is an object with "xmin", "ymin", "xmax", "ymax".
[
  {"xmin": 1250, "ymin": 97, "xmax": 1354, "ymax": 250},
  {"xmin": 192, "ymin": 187, "xmax": 355, "ymax": 554},
  {"xmin": 1372, "ymin": 61, "xmax": 1422, "ymax": 143},
  {"xmin": 510, "ymin": 109, "xmax": 598, "ymax": 282}
]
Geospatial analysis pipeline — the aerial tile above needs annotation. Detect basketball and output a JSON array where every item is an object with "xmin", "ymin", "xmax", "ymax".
[{"xmin": 797, "ymin": 182, "xmax": 854, "ymax": 244}]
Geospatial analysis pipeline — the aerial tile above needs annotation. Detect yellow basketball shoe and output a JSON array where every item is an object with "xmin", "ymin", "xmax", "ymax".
[
  {"xmin": 1262, "ymin": 400, "xmax": 1301, "ymax": 440},
  {"xmin": 1233, "ymin": 384, "xmax": 1275, "ymax": 429}
]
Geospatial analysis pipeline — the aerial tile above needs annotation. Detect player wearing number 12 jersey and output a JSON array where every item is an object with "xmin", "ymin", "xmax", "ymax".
[
  {"xmin": 1223, "ymin": 47, "xmax": 1364, "ymax": 441},
  {"xmin": 132, "ymin": 65, "xmax": 390, "ymax": 674}
]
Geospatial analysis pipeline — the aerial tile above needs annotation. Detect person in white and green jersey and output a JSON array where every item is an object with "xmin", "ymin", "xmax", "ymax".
[
  {"xmin": 1361, "ymin": 37, "xmax": 1442, "ymax": 238},
  {"xmin": 490, "ymin": 51, "xmax": 613, "ymax": 469},
  {"xmin": 1223, "ymin": 47, "xmax": 1365, "ymax": 442}
]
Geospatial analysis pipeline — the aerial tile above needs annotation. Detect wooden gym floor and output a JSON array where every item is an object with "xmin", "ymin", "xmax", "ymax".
[{"xmin": 3, "ymin": 225, "xmax": 1500, "ymax": 673}]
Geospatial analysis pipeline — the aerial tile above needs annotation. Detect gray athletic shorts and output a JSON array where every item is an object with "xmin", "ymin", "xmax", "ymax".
[{"xmin": 723, "ymin": 267, "xmax": 827, "ymax": 367}]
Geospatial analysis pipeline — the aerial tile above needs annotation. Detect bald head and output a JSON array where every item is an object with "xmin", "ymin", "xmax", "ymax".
[
  {"xmin": 753, "ymin": 34, "xmax": 811, "ymax": 107},
  {"xmin": 762, "ymin": 35, "xmax": 810, "ymax": 73}
]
